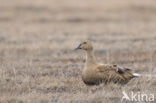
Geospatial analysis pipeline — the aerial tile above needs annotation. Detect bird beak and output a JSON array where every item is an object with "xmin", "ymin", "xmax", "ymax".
[{"xmin": 75, "ymin": 44, "xmax": 81, "ymax": 50}]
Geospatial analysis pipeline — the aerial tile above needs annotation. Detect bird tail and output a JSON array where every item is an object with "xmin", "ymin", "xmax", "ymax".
[
  {"xmin": 133, "ymin": 73, "xmax": 156, "ymax": 78},
  {"xmin": 132, "ymin": 73, "xmax": 141, "ymax": 77}
]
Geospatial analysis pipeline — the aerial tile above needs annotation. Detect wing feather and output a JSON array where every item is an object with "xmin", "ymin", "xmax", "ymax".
[{"xmin": 97, "ymin": 64, "xmax": 133, "ymax": 84}]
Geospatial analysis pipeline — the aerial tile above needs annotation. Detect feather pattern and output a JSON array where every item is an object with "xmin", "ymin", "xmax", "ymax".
[{"xmin": 76, "ymin": 41, "xmax": 138, "ymax": 85}]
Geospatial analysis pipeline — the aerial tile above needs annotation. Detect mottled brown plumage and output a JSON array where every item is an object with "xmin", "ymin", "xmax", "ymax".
[{"xmin": 75, "ymin": 41, "xmax": 139, "ymax": 85}]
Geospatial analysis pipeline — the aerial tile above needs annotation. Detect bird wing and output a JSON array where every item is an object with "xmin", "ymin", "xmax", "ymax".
[
  {"xmin": 97, "ymin": 64, "xmax": 118, "ymax": 73},
  {"xmin": 97, "ymin": 64, "xmax": 123, "ymax": 81},
  {"xmin": 97, "ymin": 64, "xmax": 133, "ymax": 84},
  {"xmin": 98, "ymin": 64, "xmax": 133, "ymax": 75}
]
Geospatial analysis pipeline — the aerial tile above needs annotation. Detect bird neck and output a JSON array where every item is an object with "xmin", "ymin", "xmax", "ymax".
[{"xmin": 86, "ymin": 50, "xmax": 96, "ymax": 65}]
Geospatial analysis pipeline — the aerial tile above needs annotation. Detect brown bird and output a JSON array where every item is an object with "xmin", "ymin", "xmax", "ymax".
[{"xmin": 75, "ymin": 41, "xmax": 140, "ymax": 85}]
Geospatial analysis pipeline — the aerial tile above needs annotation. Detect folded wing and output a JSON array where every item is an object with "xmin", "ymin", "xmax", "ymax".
[{"xmin": 97, "ymin": 64, "xmax": 135, "ymax": 84}]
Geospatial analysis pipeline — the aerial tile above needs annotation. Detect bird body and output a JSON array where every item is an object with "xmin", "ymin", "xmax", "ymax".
[{"xmin": 75, "ymin": 41, "xmax": 139, "ymax": 85}]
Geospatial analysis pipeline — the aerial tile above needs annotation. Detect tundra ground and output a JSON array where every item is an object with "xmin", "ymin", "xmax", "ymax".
[{"xmin": 0, "ymin": 0, "xmax": 156, "ymax": 103}]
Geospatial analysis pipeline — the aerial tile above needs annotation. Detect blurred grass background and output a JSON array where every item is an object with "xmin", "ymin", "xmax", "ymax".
[{"xmin": 0, "ymin": 0, "xmax": 156, "ymax": 103}]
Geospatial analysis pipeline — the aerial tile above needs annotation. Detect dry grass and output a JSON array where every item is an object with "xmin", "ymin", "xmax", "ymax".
[{"xmin": 0, "ymin": 0, "xmax": 156, "ymax": 103}]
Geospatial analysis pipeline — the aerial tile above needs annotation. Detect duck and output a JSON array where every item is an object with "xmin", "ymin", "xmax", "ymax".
[{"xmin": 75, "ymin": 41, "xmax": 140, "ymax": 85}]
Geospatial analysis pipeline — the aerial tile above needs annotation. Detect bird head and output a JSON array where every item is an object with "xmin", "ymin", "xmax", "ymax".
[{"xmin": 75, "ymin": 41, "xmax": 93, "ymax": 51}]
